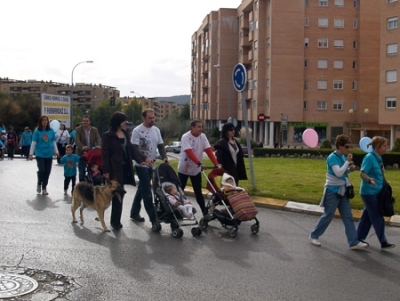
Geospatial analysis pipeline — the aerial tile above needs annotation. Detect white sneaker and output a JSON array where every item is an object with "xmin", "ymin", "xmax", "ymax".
[
  {"xmin": 350, "ymin": 242, "xmax": 369, "ymax": 250},
  {"xmin": 36, "ymin": 185, "xmax": 41, "ymax": 194},
  {"xmin": 42, "ymin": 189, "xmax": 49, "ymax": 195},
  {"xmin": 309, "ymin": 236, "xmax": 321, "ymax": 246}
]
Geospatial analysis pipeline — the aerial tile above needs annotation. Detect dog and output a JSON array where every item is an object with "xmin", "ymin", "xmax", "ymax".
[{"xmin": 71, "ymin": 179, "xmax": 126, "ymax": 232}]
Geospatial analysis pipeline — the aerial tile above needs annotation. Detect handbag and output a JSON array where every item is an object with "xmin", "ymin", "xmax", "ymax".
[
  {"xmin": 378, "ymin": 180, "xmax": 395, "ymax": 217},
  {"xmin": 346, "ymin": 184, "xmax": 355, "ymax": 199}
]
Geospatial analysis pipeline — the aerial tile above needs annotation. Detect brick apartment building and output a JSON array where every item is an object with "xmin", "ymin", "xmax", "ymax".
[{"xmin": 191, "ymin": 0, "xmax": 400, "ymax": 148}]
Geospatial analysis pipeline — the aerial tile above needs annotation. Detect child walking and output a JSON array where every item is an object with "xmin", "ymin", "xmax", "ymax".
[
  {"xmin": 164, "ymin": 184, "xmax": 194, "ymax": 219},
  {"xmin": 60, "ymin": 144, "xmax": 80, "ymax": 195}
]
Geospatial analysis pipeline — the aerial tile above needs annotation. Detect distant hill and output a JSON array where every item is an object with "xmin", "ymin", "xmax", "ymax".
[{"xmin": 156, "ymin": 95, "xmax": 190, "ymax": 105}]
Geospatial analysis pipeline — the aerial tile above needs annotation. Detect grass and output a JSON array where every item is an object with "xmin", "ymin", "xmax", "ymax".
[{"xmin": 168, "ymin": 157, "xmax": 400, "ymax": 214}]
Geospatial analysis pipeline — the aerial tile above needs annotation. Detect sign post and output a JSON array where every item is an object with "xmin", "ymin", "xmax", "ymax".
[{"xmin": 232, "ymin": 63, "xmax": 256, "ymax": 189}]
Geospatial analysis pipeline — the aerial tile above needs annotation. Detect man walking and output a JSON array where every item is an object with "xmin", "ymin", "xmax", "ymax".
[
  {"xmin": 178, "ymin": 119, "xmax": 221, "ymax": 216},
  {"xmin": 75, "ymin": 115, "xmax": 102, "ymax": 182},
  {"xmin": 130, "ymin": 109, "xmax": 168, "ymax": 227}
]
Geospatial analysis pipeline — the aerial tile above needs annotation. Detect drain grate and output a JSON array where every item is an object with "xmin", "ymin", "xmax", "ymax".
[{"xmin": 0, "ymin": 273, "xmax": 38, "ymax": 299}]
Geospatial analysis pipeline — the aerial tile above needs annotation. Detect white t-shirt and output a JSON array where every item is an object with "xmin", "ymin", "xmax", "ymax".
[
  {"xmin": 131, "ymin": 124, "xmax": 163, "ymax": 165},
  {"xmin": 178, "ymin": 131, "xmax": 211, "ymax": 176},
  {"xmin": 56, "ymin": 129, "xmax": 70, "ymax": 145}
]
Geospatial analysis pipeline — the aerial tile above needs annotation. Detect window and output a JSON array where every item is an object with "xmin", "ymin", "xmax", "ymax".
[
  {"xmin": 386, "ymin": 97, "xmax": 397, "ymax": 108},
  {"xmin": 387, "ymin": 43, "xmax": 398, "ymax": 56},
  {"xmin": 317, "ymin": 80, "xmax": 328, "ymax": 89},
  {"xmin": 335, "ymin": 0, "xmax": 344, "ymax": 7},
  {"xmin": 304, "ymin": 80, "xmax": 308, "ymax": 89},
  {"xmin": 333, "ymin": 60, "xmax": 344, "ymax": 69},
  {"xmin": 266, "ymin": 79, "xmax": 270, "ymax": 88},
  {"xmin": 353, "ymin": 61, "xmax": 357, "ymax": 69},
  {"xmin": 353, "ymin": 19, "xmax": 358, "ymax": 28},
  {"xmin": 254, "ymin": 60, "xmax": 258, "ymax": 69},
  {"xmin": 388, "ymin": 17, "xmax": 398, "ymax": 29},
  {"xmin": 266, "ymin": 99, "xmax": 270, "ymax": 110},
  {"xmin": 305, "ymin": 0, "xmax": 310, "ymax": 5},
  {"xmin": 333, "ymin": 101, "xmax": 343, "ymax": 110},
  {"xmin": 252, "ymin": 100, "xmax": 257, "ymax": 109},
  {"xmin": 318, "ymin": 38, "xmax": 328, "ymax": 48},
  {"xmin": 266, "ymin": 58, "xmax": 270, "ymax": 66},
  {"xmin": 354, "ymin": 0, "xmax": 358, "ymax": 7},
  {"xmin": 254, "ymin": 40, "xmax": 258, "ymax": 49},
  {"xmin": 266, "ymin": 38, "xmax": 270, "ymax": 47},
  {"xmin": 254, "ymin": 80, "xmax": 257, "ymax": 89},
  {"xmin": 304, "ymin": 100, "xmax": 308, "ymax": 109},
  {"xmin": 388, "ymin": 0, "xmax": 398, "ymax": 3},
  {"xmin": 334, "ymin": 18, "xmax": 344, "ymax": 28},
  {"xmin": 255, "ymin": 0, "xmax": 259, "ymax": 9},
  {"xmin": 304, "ymin": 59, "xmax": 309, "ymax": 68},
  {"xmin": 318, "ymin": 59, "xmax": 328, "ymax": 69},
  {"xmin": 319, "ymin": 0, "xmax": 328, "ymax": 7},
  {"xmin": 305, "ymin": 17, "xmax": 310, "ymax": 26},
  {"xmin": 305, "ymin": 38, "xmax": 309, "ymax": 47},
  {"xmin": 317, "ymin": 101, "xmax": 327, "ymax": 110},
  {"xmin": 353, "ymin": 40, "xmax": 358, "ymax": 49},
  {"xmin": 333, "ymin": 80, "xmax": 344, "ymax": 89},
  {"xmin": 248, "ymin": 79, "xmax": 254, "ymax": 89},
  {"xmin": 334, "ymin": 39, "xmax": 344, "ymax": 48},
  {"xmin": 386, "ymin": 70, "xmax": 397, "ymax": 82},
  {"xmin": 352, "ymin": 81, "xmax": 358, "ymax": 90},
  {"xmin": 318, "ymin": 18, "xmax": 329, "ymax": 27}
]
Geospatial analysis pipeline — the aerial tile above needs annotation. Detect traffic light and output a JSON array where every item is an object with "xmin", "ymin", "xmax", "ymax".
[{"xmin": 110, "ymin": 97, "xmax": 115, "ymax": 106}]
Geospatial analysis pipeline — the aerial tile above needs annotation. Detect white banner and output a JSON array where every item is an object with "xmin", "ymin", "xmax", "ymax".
[{"xmin": 41, "ymin": 93, "xmax": 71, "ymax": 128}]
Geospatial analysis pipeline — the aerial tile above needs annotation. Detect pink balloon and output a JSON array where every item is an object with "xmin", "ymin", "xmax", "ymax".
[{"xmin": 303, "ymin": 129, "xmax": 319, "ymax": 148}]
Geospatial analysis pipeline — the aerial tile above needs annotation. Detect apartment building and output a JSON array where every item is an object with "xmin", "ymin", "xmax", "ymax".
[
  {"xmin": 191, "ymin": 0, "xmax": 400, "ymax": 148},
  {"xmin": 0, "ymin": 77, "xmax": 119, "ymax": 110}
]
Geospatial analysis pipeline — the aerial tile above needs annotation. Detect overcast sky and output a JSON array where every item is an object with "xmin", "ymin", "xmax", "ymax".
[{"xmin": 0, "ymin": 0, "xmax": 242, "ymax": 98}]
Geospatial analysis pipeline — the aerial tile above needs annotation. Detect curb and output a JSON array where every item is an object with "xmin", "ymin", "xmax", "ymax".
[{"xmin": 183, "ymin": 187, "xmax": 400, "ymax": 228}]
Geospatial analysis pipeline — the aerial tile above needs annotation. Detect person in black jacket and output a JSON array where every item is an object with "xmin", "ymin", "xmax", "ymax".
[
  {"xmin": 102, "ymin": 112, "xmax": 143, "ymax": 230},
  {"xmin": 213, "ymin": 123, "xmax": 247, "ymax": 185}
]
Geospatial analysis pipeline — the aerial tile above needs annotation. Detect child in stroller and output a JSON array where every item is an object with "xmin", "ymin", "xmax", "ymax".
[
  {"xmin": 82, "ymin": 148, "xmax": 103, "ymax": 186},
  {"xmin": 164, "ymin": 184, "xmax": 194, "ymax": 219},
  {"xmin": 153, "ymin": 163, "xmax": 202, "ymax": 238},
  {"xmin": 200, "ymin": 168, "xmax": 260, "ymax": 237}
]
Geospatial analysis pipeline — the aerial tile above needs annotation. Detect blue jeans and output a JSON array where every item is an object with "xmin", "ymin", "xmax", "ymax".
[
  {"xmin": 311, "ymin": 189, "xmax": 359, "ymax": 247},
  {"xmin": 357, "ymin": 194, "xmax": 387, "ymax": 244},
  {"xmin": 130, "ymin": 166, "xmax": 156, "ymax": 222},
  {"xmin": 36, "ymin": 157, "xmax": 53, "ymax": 190}
]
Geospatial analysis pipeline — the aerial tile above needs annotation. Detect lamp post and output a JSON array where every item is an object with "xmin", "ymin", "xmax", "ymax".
[
  {"xmin": 71, "ymin": 60, "xmax": 93, "ymax": 128},
  {"xmin": 348, "ymin": 109, "xmax": 354, "ymax": 140},
  {"xmin": 130, "ymin": 90, "xmax": 142, "ymax": 98},
  {"xmin": 364, "ymin": 108, "xmax": 369, "ymax": 137},
  {"xmin": 214, "ymin": 64, "xmax": 232, "ymax": 121}
]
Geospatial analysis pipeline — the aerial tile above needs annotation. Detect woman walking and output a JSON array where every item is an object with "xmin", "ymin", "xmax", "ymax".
[
  {"xmin": 214, "ymin": 123, "xmax": 247, "ymax": 185},
  {"xmin": 6, "ymin": 126, "xmax": 18, "ymax": 160},
  {"xmin": 309, "ymin": 134, "xmax": 368, "ymax": 250},
  {"xmin": 29, "ymin": 116, "xmax": 59, "ymax": 195},
  {"xmin": 102, "ymin": 111, "xmax": 142, "ymax": 230},
  {"xmin": 357, "ymin": 136, "xmax": 396, "ymax": 250},
  {"xmin": 56, "ymin": 123, "xmax": 70, "ymax": 164}
]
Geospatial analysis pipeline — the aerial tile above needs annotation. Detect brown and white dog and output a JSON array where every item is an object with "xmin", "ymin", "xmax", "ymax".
[{"xmin": 71, "ymin": 179, "xmax": 126, "ymax": 232}]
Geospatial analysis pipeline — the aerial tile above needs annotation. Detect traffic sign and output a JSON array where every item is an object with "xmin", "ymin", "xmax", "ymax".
[{"xmin": 232, "ymin": 63, "xmax": 247, "ymax": 92}]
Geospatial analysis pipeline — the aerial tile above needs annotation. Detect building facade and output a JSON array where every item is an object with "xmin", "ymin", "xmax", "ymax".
[{"xmin": 191, "ymin": 0, "xmax": 400, "ymax": 148}]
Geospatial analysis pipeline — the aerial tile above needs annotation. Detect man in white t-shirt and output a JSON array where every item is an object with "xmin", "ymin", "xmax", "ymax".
[
  {"xmin": 178, "ymin": 119, "xmax": 221, "ymax": 216},
  {"xmin": 130, "ymin": 109, "xmax": 168, "ymax": 226}
]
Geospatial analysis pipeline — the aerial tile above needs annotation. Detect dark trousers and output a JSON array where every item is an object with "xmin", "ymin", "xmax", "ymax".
[
  {"xmin": 111, "ymin": 193, "xmax": 124, "ymax": 227},
  {"xmin": 22, "ymin": 145, "xmax": 30, "ymax": 158},
  {"xmin": 78, "ymin": 157, "xmax": 86, "ymax": 182},
  {"xmin": 7, "ymin": 145, "xmax": 15, "ymax": 158},
  {"xmin": 64, "ymin": 176, "xmax": 76, "ymax": 192},
  {"xmin": 130, "ymin": 166, "xmax": 156, "ymax": 222},
  {"xmin": 178, "ymin": 172, "xmax": 206, "ymax": 215},
  {"xmin": 36, "ymin": 157, "xmax": 53, "ymax": 189},
  {"xmin": 57, "ymin": 143, "xmax": 66, "ymax": 164}
]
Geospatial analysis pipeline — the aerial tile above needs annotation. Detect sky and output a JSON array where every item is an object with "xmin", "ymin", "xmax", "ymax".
[{"xmin": 0, "ymin": 0, "xmax": 242, "ymax": 98}]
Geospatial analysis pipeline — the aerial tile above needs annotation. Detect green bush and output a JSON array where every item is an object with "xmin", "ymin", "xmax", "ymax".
[
  {"xmin": 320, "ymin": 139, "xmax": 332, "ymax": 149},
  {"xmin": 392, "ymin": 138, "xmax": 400, "ymax": 152}
]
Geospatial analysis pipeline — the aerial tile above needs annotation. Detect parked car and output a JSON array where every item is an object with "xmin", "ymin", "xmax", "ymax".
[
  {"xmin": 165, "ymin": 141, "xmax": 181, "ymax": 153},
  {"xmin": 241, "ymin": 144, "xmax": 249, "ymax": 157}
]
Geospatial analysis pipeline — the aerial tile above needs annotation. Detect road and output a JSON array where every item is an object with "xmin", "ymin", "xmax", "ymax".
[{"xmin": 0, "ymin": 158, "xmax": 399, "ymax": 300}]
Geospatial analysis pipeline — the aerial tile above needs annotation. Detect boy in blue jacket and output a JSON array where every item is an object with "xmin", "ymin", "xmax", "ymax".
[{"xmin": 60, "ymin": 144, "xmax": 80, "ymax": 195}]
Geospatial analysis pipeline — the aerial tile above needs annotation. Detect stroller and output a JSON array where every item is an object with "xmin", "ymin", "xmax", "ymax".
[
  {"xmin": 153, "ymin": 163, "xmax": 202, "ymax": 238},
  {"xmin": 200, "ymin": 168, "xmax": 260, "ymax": 238},
  {"xmin": 82, "ymin": 148, "xmax": 103, "ymax": 186}
]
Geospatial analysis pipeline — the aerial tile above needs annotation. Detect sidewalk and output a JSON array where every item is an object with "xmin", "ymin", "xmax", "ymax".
[{"xmin": 184, "ymin": 187, "xmax": 400, "ymax": 227}]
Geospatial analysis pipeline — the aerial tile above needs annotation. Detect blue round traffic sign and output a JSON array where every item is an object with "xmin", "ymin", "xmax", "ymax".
[{"xmin": 232, "ymin": 63, "xmax": 247, "ymax": 92}]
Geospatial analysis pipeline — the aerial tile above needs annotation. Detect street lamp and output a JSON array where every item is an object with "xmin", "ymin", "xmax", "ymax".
[
  {"xmin": 130, "ymin": 91, "xmax": 142, "ymax": 98},
  {"xmin": 214, "ymin": 64, "xmax": 232, "ymax": 121},
  {"xmin": 364, "ymin": 108, "xmax": 369, "ymax": 137},
  {"xmin": 71, "ymin": 60, "xmax": 93, "ymax": 128},
  {"xmin": 348, "ymin": 109, "xmax": 354, "ymax": 140}
]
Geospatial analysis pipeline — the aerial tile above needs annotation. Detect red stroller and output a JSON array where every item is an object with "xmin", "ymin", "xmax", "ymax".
[
  {"xmin": 200, "ymin": 168, "xmax": 259, "ymax": 238},
  {"xmin": 82, "ymin": 148, "xmax": 103, "ymax": 186}
]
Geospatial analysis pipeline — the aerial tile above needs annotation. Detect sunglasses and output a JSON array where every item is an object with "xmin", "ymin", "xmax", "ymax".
[
  {"xmin": 228, "ymin": 128, "xmax": 235, "ymax": 131},
  {"xmin": 344, "ymin": 145, "xmax": 351, "ymax": 149}
]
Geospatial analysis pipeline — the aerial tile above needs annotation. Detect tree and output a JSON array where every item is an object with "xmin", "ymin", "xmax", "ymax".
[{"xmin": 122, "ymin": 100, "xmax": 143, "ymax": 125}]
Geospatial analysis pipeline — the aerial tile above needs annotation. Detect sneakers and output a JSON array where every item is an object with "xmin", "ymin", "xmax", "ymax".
[
  {"xmin": 309, "ymin": 235, "xmax": 321, "ymax": 246},
  {"xmin": 36, "ymin": 185, "xmax": 41, "ymax": 194},
  {"xmin": 130, "ymin": 215, "xmax": 145, "ymax": 222},
  {"xmin": 111, "ymin": 223, "xmax": 123, "ymax": 230},
  {"xmin": 42, "ymin": 189, "xmax": 49, "ymax": 195},
  {"xmin": 359, "ymin": 239, "xmax": 369, "ymax": 246},
  {"xmin": 350, "ymin": 242, "xmax": 369, "ymax": 250},
  {"xmin": 381, "ymin": 242, "xmax": 396, "ymax": 250}
]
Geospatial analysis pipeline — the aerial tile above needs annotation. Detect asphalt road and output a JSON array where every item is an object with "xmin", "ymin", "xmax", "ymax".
[{"xmin": 1, "ymin": 158, "xmax": 399, "ymax": 301}]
